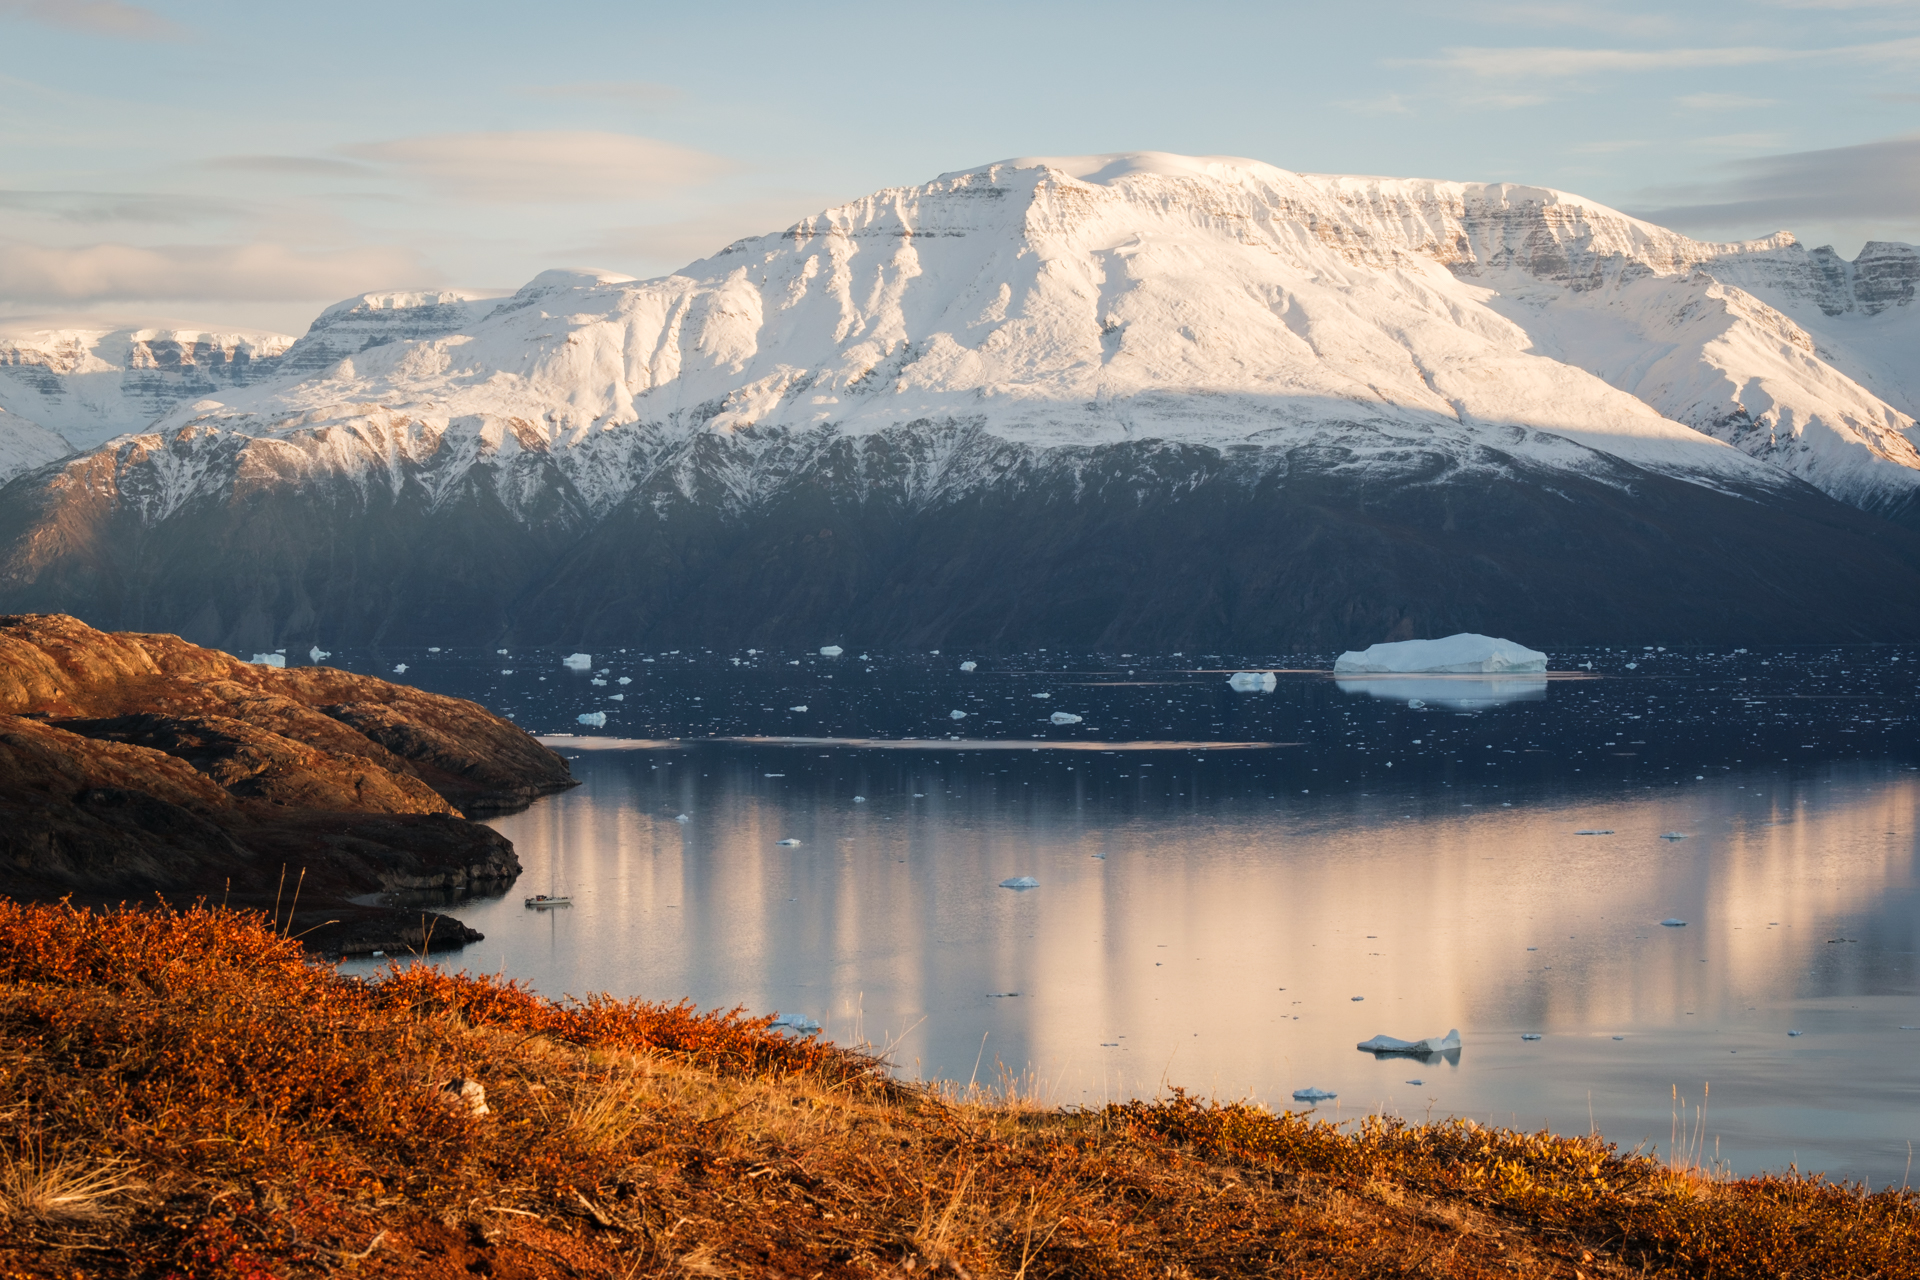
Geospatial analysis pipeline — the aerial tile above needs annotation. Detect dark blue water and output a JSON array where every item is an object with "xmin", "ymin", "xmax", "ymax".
[{"xmin": 309, "ymin": 643, "xmax": 1920, "ymax": 1185}]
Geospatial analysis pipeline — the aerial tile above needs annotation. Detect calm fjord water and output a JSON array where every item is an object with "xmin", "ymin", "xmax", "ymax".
[{"xmin": 329, "ymin": 646, "xmax": 1920, "ymax": 1184}]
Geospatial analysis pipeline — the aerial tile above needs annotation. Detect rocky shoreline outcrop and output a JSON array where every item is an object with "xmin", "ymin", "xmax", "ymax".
[{"xmin": 0, "ymin": 613, "xmax": 574, "ymax": 954}]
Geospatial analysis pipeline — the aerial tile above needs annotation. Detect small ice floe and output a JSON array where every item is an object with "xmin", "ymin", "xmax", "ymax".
[
  {"xmin": 501, "ymin": 668, "xmax": 514, "ymax": 675},
  {"xmin": 1520, "ymin": 1033, "xmax": 1543, "ymax": 1041},
  {"xmin": 1660, "ymin": 832, "xmax": 1689, "ymax": 840},
  {"xmin": 1031, "ymin": 692, "xmax": 1051, "ymax": 699},
  {"xmin": 1899, "ymin": 1026, "xmax": 1920, "ymax": 1031},
  {"xmin": 764, "ymin": 772, "xmax": 785, "ymax": 778},
  {"xmin": 309, "ymin": 646, "xmax": 330, "ymax": 662},
  {"xmin": 608, "ymin": 693, "xmax": 623, "ymax": 701},
  {"xmin": 1574, "ymin": 830, "xmax": 1614, "ymax": 836},
  {"xmin": 1291, "ymin": 1087, "xmax": 1337, "ymax": 1102},
  {"xmin": 371, "ymin": 950, "xmax": 384, "ymax": 958},
  {"xmin": 1625, "ymin": 662, "xmax": 1639, "ymax": 670},
  {"xmin": 1406, "ymin": 698, "xmax": 1425, "ymax": 709},
  {"xmin": 950, "ymin": 709, "xmax": 967, "ymax": 720},
  {"xmin": 775, "ymin": 838, "xmax": 801, "ymax": 847},
  {"xmin": 853, "ymin": 795, "xmax": 866, "ymax": 803},
  {"xmin": 618, "ymin": 676, "xmax": 631, "ymax": 684},
  {"xmin": 960, "ymin": 660, "xmax": 977, "ymax": 672},
  {"xmin": 999, "ymin": 876, "xmax": 1039, "ymax": 890},
  {"xmin": 591, "ymin": 677, "xmax": 607, "ymax": 686},
  {"xmin": 1406, "ymin": 1079, "xmax": 1424, "ymax": 1085},
  {"xmin": 563, "ymin": 653, "xmax": 592, "ymax": 670},
  {"xmin": 1788, "ymin": 1029, "xmax": 1804, "ymax": 1037},
  {"xmin": 674, "ymin": 814, "xmax": 689, "ymax": 823},
  {"xmin": 252, "ymin": 652, "xmax": 286, "ymax": 668},
  {"xmin": 1334, "ymin": 633, "xmax": 1546, "ymax": 674},
  {"xmin": 820, "ymin": 645, "xmax": 844, "ymax": 656},
  {"xmin": 392, "ymin": 663, "xmax": 408, "ymax": 674},
  {"xmin": 769, "ymin": 1013, "xmax": 821, "ymax": 1034},
  {"xmin": 576, "ymin": 712, "xmax": 607, "ymax": 727},
  {"xmin": 1356, "ymin": 1029, "xmax": 1461, "ymax": 1055},
  {"xmin": 789, "ymin": 704, "xmax": 809, "ymax": 712},
  {"xmin": 1660, "ymin": 918, "xmax": 1687, "ymax": 927},
  {"xmin": 428, "ymin": 646, "xmax": 441, "ymax": 653},
  {"xmin": 497, "ymin": 648, "xmax": 509, "ymax": 655},
  {"xmin": 1612, "ymin": 1035, "xmax": 1626, "ymax": 1041},
  {"xmin": 1050, "ymin": 712, "xmax": 1083, "ymax": 725},
  {"xmin": 1228, "ymin": 671, "xmax": 1277, "ymax": 692}
]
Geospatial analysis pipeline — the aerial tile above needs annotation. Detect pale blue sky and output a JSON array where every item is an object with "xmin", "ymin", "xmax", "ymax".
[{"xmin": 4, "ymin": 0, "xmax": 1919, "ymax": 334}]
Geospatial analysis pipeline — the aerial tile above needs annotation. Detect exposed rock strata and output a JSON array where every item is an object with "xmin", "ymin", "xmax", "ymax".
[{"xmin": 0, "ymin": 613, "xmax": 574, "ymax": 953}]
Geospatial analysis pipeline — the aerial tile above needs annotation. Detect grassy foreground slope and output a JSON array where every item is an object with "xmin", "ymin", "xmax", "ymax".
[{"xmin": 0, "ymin": 902, "xmax": 1914, "ymax": 1279}]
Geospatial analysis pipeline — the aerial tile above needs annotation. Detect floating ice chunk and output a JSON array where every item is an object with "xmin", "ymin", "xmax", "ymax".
[
  {"xmin": 674, "ymin": 814, "xmax": 689, "ymax": 823},
  {"xmin": 1406, "ymin": 1079, "xmax": 1423, "ymax": 1085},
  {"xmin": 392, "ymin": 663, "xmax": 408, "ymax": 674},
  {"xmin": 1660, "ymin": 832, "xmax": 1689, "ymax": 840},
  {"xmin": 608, "ymin": 693, "xmax": 624, "ymax": 701},
  {"xmin": 789, "ymin": 705, "xmax": 809, "ymax": 712},
  {"xmin": 576, "ymin": 711, "xmax": 607, "ymax": 727},
  {"xmin": 591, "ymin": 678, "xmax": 607, "ymax": 686},
  {"xmin": 960, "ymin": 661, "xmax": 977, "ymax": 672},
  {"xmin": 497, "ymin": 649, "xmax": 509, "ymax": 655},
  {"xmin": 1788, "ymin": 1029, "xmax": 1803, "ymax": 1036},
  {"xmin": 1356, "ymin": 1029, "xmax": 1461, "ymax": 1055},
  {"xmin": 1406, "ymin": 698, "xmax": 1425, "ymax": 709},
  {"xmin": 1334, "ymin": 633, "xmax": 1546, "ymax": 675},
  {"xmin": 1625, "ymin": 662, "xmax": 1639, "ymax": 670},
  {"xmin": 950, "ymin": 710, "xmax": 967, "ymax": 720},
  {"xmin": 428, "ymin": 647, "xmax": 441, "ymax": 653},
  {"xmin": 1050, "ymin": 712, "xmax": 1083, "ymax": 724},
  {"xmin": 819, "ymin": 645, "xmax": 843, "ymax": 656},
  {"xmin": 1291, "ymin": 1087, "xmax": 1337, "ymax": 1102},
  {"xmin": 309, "ymin": 646, "xmax": 330, "ymax": 662},
  {"xmin": 999, "ymin": 876, "xmax": 1039, "ymax": 889},
  {"xmin": 501, "ymin": 669, "xmax": 514, "ymax": 674},
  {"xmin": 252, "ymin": 653, "xmax": 286, "ymax": 668},
  {"xmin": 776, "ymin": 838, "xmax": 801, "ymax": 847},
  {"xmin": 853, "ymin": 795, "xmax": 866, "ymax": 803},
  {"xmin": 769, "ymin": 1013, "xmax": 821, "ymax": 1034},
  {"xmin": 1032, "ymin": 692, "xmax": 1051, "ymax": 699},
  {"xmin": 1521, "ymin": 1033, "xmax": 1543, "ymax": 1041},
  {"xmin": 618, "ymin": 676, "xmax": 631, "ymax": 685},
  {"xmin": 858, "ymin": 653, "xmax": 869, "ymax": 660},
  {"xmin": 1228, "ymin": 671, "xmax": 1277, "ymax": 692},
  {"xmin": 562, "ymin": 653, "xmax": 592, "ymax": 670},
  {"xmin": 1660, "ymin": 918, "xmax": 1687, "ymax": 927}
]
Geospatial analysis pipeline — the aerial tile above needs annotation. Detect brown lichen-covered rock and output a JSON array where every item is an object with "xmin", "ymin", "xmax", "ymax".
[{"xmin": 0, "ymin": 613, "xmax": 577, "ymax": 954}]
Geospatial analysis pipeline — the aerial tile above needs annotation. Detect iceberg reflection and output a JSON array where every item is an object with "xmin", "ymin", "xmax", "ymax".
[{"xmin": 1336, "ymin": 675, "xmax": 1548, "ymax": 707}]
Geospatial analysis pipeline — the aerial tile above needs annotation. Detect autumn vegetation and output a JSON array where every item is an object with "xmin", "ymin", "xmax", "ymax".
[{"xmin": 0, "ymin": 900, "xmax": 1914, "ymax": 1279}]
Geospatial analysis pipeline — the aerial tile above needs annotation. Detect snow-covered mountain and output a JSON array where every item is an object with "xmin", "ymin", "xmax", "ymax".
[{"xmin": 2, "ymin": 153, "xmax": 1918, "ymax": 649}]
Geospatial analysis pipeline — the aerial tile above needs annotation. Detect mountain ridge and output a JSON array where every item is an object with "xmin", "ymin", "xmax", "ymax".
[{"xmin": 2, "ymin": 152, "xmax": 1919, "ymax": 648}]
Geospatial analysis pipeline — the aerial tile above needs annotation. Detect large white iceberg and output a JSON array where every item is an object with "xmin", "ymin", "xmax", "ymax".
[
  {"xmin": 1356, "ymin": 1029, "xmax": 1462, "ymax": 1055},
  {"xmin": 251, "ymin": 652, "xmax": 285, "ymax": 668},
  {"xmin": 562, "ymin": 652, "xmax": 592, "ymax": 670},
  {"xmin": 1334, "ymin": 633, "xmax": 1546, "ymax": 674}
]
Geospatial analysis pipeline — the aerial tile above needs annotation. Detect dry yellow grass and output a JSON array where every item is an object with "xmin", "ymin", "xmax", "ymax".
[{"xmin": 0, "ymin": 900, "xmax": 1915, "ymax": 1279}]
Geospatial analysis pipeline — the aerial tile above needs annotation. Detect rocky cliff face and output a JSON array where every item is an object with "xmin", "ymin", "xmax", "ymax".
[
  {"xmin": 0, "ymin": 614, "xmax": 575, "ymax": 952},
  {"xmin": 1, "ymin": 153, "xmax": 1918, "ymax": 646}
]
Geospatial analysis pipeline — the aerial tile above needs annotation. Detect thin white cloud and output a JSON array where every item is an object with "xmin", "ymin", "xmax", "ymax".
[
  {"xmin": 203, "ymin": 155, "xmax": 378, "ymax": 178},
  {"xmin": 1419, "ymin": 35, "xmax": 1920, "ymax": 79},
  {"xmin": 1676, "ymin": 92, "xmax": 1778, "ymax": 110},
  {"xmin": 1570, "ymin": 139, "xmax": 1648, "ymax": 154},
  {"xmin": 1457, "ymin": 2, "xmax": 1678, "ymax": 37},
  {"xmin": 1690, "ymin": 132, "xmax": 1792, "ymax": 150},
  {"xmin": 0, "ymin": 0, "xmax": 180, "ymax": 40},
  {"xmin": 1424, "ymin": 44, "xmax": 1800, "ymax": 78},
  {"xmin": 519, "ymin": 82, "xmax": 681, "ymax": 106},
  {"xmin": 0, "ymin": 189, "xmax": 240, "ymax": 225},
  {"xmin": 339, "ymin": 131, "xmax": 731, "ymax": 204},
  {"xmin": 1337, "ymin": 93, "xmax": 1414, "ymax": 116},
  {"xmin": 0, "ymin": 240, "xmax": 430, "ymax": 302}
]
